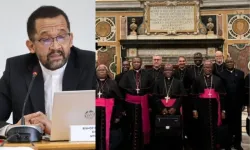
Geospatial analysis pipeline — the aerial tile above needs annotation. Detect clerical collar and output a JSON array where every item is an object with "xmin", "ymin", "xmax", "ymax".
[
  {"xmin": 99, "ymin": 78, "xmax": 106, "ymax": 81},
  {"xmin": 195, "ymin": 64, "xmax": 203, "ymax": 68},
  {"xmin": 204, "ymin": 74, "xmax": 212, "ymax": 78},
  {"xmin": 165, "ymin": 76, "xmax": 173, "ymax": 80},
  {"xmin": 216, "ymin": 62, "xmax": 223, "ymax": 66},
  {"xmin": 227, "ymin": 69, "xmax": 234, "ymax": 73},
  {"xmin": 153, "ymin": 67, "xmax": 161, "ymax": 71},
  {"xmin": 134, "ymin": 69, "xmax": 141, "ymax": 73},
  {"xmin": 39, "ymin": 61, "xmax": 67, "ymax": 76},
  {"xmin": 179, "ymin": 67, "xmax": 185, "ymax": 70}
]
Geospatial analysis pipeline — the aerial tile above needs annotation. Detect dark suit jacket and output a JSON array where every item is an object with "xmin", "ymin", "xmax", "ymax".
[
  {"xmin": 220, "ymin": 68, "xmax": 245, "ymax": 108},
  {"xmin": 0, "ymin": 46, "xmax": 96, "ymax": 128},
  {"xmin": 115, "ymin": 72, "xmax": 126, "ymax": 85}
]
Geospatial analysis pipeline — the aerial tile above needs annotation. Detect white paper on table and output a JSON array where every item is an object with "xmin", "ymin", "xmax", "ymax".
[{"xmin": 70, "ymin": 125, "xmax": 95, "ymax": 142}]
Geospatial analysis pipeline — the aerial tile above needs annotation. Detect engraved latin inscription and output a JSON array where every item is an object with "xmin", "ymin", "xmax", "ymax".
[{"xmin": 149, "ymin": 5, "xmax": 195, "ymax": 32}]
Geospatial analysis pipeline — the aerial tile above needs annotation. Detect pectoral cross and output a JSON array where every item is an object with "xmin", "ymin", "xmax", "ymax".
[
  {"xmin": 97, "ymin": 91, "xmax": 102, "ymax": 98},
  {"xmin": 165, "ymin": 95, "xmax": 170, "ymax": 103},
  {"xmin": 136, "ymin": 88, "xmax": 140, "ymax": 94}
]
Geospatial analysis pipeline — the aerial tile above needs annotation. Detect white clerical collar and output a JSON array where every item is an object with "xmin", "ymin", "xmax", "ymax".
[
  {"xmin": 205, "ymin": 74, "xmax": 212, "ymax": 78},
  {"xmin": 195, "ymin": 64, "xmax": 202, "ymax": 68},
  {"xmin": 216, "ymin": 62, "xmax": 223, "ymax": 65},
  {"xmin": 99, "ymin": 78, "xmax": 105, "ymax": 81},
  {"xmin": 153, "ymin": 67, "xmax": 160, "ymax": 70},
  {"xmin": 227, "ymin": 69, "xmax": 234, "ymax": 73},
  {"xmin": 134, "ymin": 69, "xmax": 141, "ymax": 73},
  {"xmin": 39, "ymin": 61, "xmax": 67, "ymax": 76}
]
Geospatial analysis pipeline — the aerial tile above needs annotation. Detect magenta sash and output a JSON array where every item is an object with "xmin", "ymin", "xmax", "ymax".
[
  {"xmin": 161, "ymin": 98, "xmax": 176, "ymax": 107},
  {"xmin": 161, "ymin": 98, "xmax": 182, "ymax": 114},
  {"xmin": 199, "ymin": 89, "xmax": 222, "ymax": 126},
  {"xmin": 96, "ymin": 98, "xmax": 114, "ymax": 150},
  {"xmin": 125, "ymin": 94, "xmax": 150, "ymax": 144}
]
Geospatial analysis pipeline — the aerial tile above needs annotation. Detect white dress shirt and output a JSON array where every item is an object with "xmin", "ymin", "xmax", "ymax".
[
  {"xmin": 40, "ymin": 62, "xmax": 67, "ymax": 120},
  {"xmin": 0, "ymin": 62, "xmax": 67, "ymax": 136}
]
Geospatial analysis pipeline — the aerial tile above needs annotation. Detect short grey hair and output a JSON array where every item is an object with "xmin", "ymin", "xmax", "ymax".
[{"xmin": 96, "ymin": 64, "xmax": 108, "ymax": 71}]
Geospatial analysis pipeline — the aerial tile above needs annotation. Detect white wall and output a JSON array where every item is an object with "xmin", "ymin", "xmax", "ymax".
[{"xmin": 0, "ymin": 0, "xmax": 96, "ymax": 123}]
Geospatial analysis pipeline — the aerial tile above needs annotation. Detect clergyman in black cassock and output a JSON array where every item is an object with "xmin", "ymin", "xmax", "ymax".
[
  {"xmin": 96, "ymin": 64, "xmax": 125, "ymax": 150},
  {"xmin": 146, "ymin": 55, "xmax": 164, "ymax": 149},
  {"xmin": 153, "ymin": 64, "xmax": 186, "ymax": 150},
  {"xmin": 119, "ymin": 57, "xmax": 154, "ymax": 150},
  {"xmin": 220, "ymin": 58, "xmax": 245, "ymax": 150},
  {"xmin": 188, "ymin": 52, "xmax": 204, "ymax": 82},
  {"xmin": 212, "ymin": 51, "xmax": 226, "ymax": 78},
  {"xmin": 191, "ymin": 60, "xmax": 226, "ymax": 150},
  {"xmin": 173, "ymin": 56, "xmax": 193, "ymax": 146},
  {"xmin": 147, "ymin": 55, "xmax": 163, "ymax": 82},
  {"xmin": 115, "ymin": 60, "xmax": 130, "ymax": 84}
]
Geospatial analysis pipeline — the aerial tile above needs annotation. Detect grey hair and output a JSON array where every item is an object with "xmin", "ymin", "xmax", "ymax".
[{"xmin": 96, "ymin": 64, "xmax": 108, "ymax": 71}]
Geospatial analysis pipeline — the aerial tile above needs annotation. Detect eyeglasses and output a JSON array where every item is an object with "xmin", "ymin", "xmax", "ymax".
[{"xmin": 37, "ymin": 33, "xmax": 71, "ymax": 47}]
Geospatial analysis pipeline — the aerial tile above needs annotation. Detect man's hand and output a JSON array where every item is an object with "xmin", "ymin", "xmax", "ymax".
[
  {"xmin": 193, "ymin": 110, "xmax": 198, "ymax": 119},
  {"xmin": 222, "ymin": 111, "xmax": 226, "ymax": 119},
  {"xmin": 168, "ymin": 108, "xmax": 176, "ymax": 115},
  {"xmin": 114, "ymin": 118, "xmax": 120, "ymax": 123},
  {"xmin": 30, "ymin": 112, "xmax": 51, "ymax": 135},
  {"xmin": 14, "ymin": 112, "xmax": 45, "ymax": 131},
  {"xmin": 162, "ymin": 108, "xmax": 168, "ymax": 115}
]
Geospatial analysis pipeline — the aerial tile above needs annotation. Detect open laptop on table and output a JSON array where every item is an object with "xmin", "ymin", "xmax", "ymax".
[{"xmin": 43, "ymin": 90, "xmax": 95, "ymax": 141}]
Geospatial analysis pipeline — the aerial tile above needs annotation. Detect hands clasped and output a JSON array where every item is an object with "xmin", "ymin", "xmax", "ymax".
[{"xmin": 162, "ymin": 108, "xmax": 176, "ymax": 115}]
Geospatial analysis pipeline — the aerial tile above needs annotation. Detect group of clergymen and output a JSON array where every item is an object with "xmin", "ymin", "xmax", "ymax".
[{"xmin": 95, "ymin": 51, "xmax": 249, "ymax": 150}]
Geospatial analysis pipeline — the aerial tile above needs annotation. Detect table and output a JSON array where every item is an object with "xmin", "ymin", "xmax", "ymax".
[{"xmin": 2, "ymin": 141, "xmax": 95, "ymax": 150}]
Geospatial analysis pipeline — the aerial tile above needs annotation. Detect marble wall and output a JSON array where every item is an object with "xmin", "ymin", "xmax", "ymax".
[{"xmin": 96, "ymin": 4, "xmax": 250, "ymax": 76}]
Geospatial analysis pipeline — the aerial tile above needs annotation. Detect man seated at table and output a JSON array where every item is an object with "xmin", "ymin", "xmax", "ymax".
[{"xmin": 0, "ymin": 5, "xmax": 95, "ymax": 136}]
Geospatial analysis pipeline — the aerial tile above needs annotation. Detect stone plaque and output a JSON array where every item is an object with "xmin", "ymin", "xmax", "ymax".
[
  {"xmin": 138, "ymin": 48, "xmax": 206, "ymax": 56},
  {"xmin": 144, "ymin": 1, "xmax": 200, "ymax": 34}
]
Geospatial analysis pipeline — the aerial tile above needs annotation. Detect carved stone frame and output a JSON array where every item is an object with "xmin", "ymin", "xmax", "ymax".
[{"xmin": 144, "ymin": 1, "xmax": 200, "ymax": 35}]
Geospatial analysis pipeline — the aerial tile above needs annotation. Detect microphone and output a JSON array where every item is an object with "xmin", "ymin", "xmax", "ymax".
[
  {"xmin": 6, "ymin": 66, "xmax": 43, "ymax": 143},
  {"xmin": 21, "ymin": 67, "xmax": 39, "ymax": 125}
]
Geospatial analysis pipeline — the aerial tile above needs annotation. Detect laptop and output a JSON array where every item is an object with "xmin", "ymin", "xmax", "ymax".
[{"xmin": 44, "ymin": 90, "xmax": 95, "ymax": 141}]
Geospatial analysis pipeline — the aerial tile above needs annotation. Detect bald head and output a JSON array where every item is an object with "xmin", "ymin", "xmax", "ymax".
[
  {"xmin": 215, "ymin": 51, "xmax": 224, "ymax": 64},
  {"xmin": 96, "ymin": 64, "xmax": 108, "ymax": 71},
  {"xmin": 163, "ymin": 63, "xmax": 173, "ymax": 78},
  {"xmin": 215, "ymin": 51, "xmax": 223, "ymax": 56}
]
